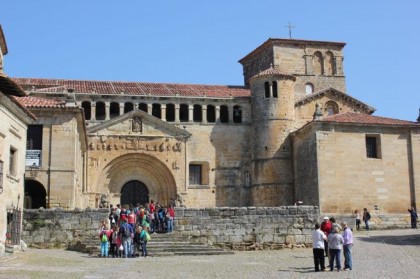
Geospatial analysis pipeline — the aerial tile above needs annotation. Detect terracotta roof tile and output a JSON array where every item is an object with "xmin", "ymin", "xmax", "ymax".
[
  {"xmin": 14, "ymin": 95, "xmax": 66, "ymax": 108},
  {"xmin": 12, "ymin": 77, "xmax": 251, "ymax": 98},
  {"xmin": 250, "ymin": 67, "xmax": 296, "ymax": 81},
  {"xmin": 322, "ymin": 112, "xmax": 420, "ymax": 126}
]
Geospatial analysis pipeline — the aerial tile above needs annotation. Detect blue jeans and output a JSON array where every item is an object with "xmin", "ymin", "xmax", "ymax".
[
  {"xmin": 123, "ymin": 237, "xmax": 131, "ymax": 257},
  {"xmin": 141, "ymin": 241, "xmax": 148, "ymax": 257},
  {"xmin": 167, "ymin": 218, "xmax": 173, "ymax": 233},
  {"xmin": 364, "ymin": 220, "xmax": 369, "ymax": 230},
  {"xmin": 100, "ymin": 241, "xmax": 109, "ymax": 257},
  {"xmin": 343, "ymin": 244, "xmax": 352, "ymax": 269},
  {"xmin": 329, "ymin": 249, "xmax": 341, "ymax": 271}
]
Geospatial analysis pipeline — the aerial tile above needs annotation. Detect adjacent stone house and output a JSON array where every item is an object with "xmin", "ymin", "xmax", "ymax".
[{"xmin": 0, "ymin": 26, "xmax": 34, "ymax": 254}]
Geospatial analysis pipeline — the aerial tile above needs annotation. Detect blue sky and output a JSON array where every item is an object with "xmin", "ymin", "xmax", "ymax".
[{"xmin": 2, "ymin": 1, "xmax": 419, "ymax": 121}]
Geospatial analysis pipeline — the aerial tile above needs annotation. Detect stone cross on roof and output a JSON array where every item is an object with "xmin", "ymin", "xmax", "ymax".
[{"xmin": 284, "ymin": 21, "xmax": 295, "ymax": 39}]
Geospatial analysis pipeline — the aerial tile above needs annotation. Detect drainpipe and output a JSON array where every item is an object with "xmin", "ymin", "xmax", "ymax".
[{"xmin": 47, "ymin": 124, "xmax": 53, "ymax": 208}]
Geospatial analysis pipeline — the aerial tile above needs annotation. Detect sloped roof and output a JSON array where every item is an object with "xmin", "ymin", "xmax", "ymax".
[
  {"xmin": 321, "ymin": 112, "xmax": 420, "ymax": 127},
  {"xmin": 249, "ymin": 67, "xmax": 296, "ymax": 81},
  {"xmin": 12, "ymin": 77, "xmax": 251, "ymax": 98},
  {"xmin": 295, "ymin": 87, "xmax": 376, "ymax": 113},
  {"xmin": 14, "ymin": 95, "xmax": 66, "ymax": 108},
  {"xmin": 0, "ymin": 25, "xmax": 7, "ymax": 55},
  {"xmin": 0, "ymin": 74, "xmax": 27, "ymax": 96}
]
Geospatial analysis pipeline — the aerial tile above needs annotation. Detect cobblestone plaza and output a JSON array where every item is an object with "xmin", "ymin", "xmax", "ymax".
[{"xmin": 1, "ymin": 229, "xmax": 419, "ymax": 279}]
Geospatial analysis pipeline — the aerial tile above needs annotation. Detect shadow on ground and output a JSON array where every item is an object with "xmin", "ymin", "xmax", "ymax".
[{"xmin": 357, "ymin": 233, "xmax": 420, "ymax": 246}]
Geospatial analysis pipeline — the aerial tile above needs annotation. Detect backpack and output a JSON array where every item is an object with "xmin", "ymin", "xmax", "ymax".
[
  {"xmin": 122, "ymin": 225, "xmax": 131, "ymax": 238},
  {"xmin": 101, "ymin": 232, "xmax": 108, "ymax": 242}
]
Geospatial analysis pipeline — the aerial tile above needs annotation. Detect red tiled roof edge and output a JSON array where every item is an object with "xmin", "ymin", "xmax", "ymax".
[
  {"xmin": 12, "ymin": 77, "xmax": 251, "ymax": 98},
  {"xmin": 14, "ymin": 95, "xmax": 66, "ymax": 108},
  {"xmin": 321, "ymin": 112, "xmax": 420, "ymax": 127}
]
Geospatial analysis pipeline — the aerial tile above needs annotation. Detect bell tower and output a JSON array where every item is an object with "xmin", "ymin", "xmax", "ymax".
[{"xmin": 248, "ymin": 67, "xmax": 296, "ymax": 206}]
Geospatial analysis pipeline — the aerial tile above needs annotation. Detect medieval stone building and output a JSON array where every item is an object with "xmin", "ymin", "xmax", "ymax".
[
  {"xmin": 0, "ymin": 26, "xmax": 34, "ymax": 252},
  {"xmin": 9, "ymin": 38, "xmax": 420, "ymax": 214}
]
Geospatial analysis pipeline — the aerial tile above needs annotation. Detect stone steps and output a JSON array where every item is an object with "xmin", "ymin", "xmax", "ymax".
[{"xmin": 68, "ymin": 232, "xmax": 234, "ymax": 257}]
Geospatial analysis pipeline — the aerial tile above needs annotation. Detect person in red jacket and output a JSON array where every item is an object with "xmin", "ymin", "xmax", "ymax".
[{"xmin": 320, "ymin": 217, "xmax": 332, "ymax": 258}]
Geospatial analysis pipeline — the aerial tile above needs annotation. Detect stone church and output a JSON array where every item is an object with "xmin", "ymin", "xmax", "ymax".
[{"xmin": 8, "ymin": 37, "xmax": 420, "ymax": 214}]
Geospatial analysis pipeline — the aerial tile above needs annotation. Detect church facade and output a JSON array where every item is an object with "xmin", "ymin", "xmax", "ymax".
[{"xmin": 12, "ymin": 38, "xmax": 420, "ymax": 213}]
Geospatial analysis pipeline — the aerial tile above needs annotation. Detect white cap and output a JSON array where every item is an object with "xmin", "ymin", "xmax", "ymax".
[{"xmin": 323, "ymin": 216, "xmax": 329, "ymax": 220}]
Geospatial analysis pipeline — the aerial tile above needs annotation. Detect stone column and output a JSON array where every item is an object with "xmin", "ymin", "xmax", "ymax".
[
  {"xmin": 304, "ymin": 55, "xmax": 314, "ymax": 75},
  {"xmin": 91, "ymin": 102, "xmax": 96, "ymax": 121},
  {"xmin": 202, "ymin": 106, "xmax": 207, "ymax": 124},
  {"xmin": 134, "ymin": 103, "xmax": 139, "ymax": 110},
  {"xmin": 335, "ymin": 56, "xmax": 344, "ymax": 75},
  {"xmin": 175, "ymin": 104, "xmax": 180, "ymax": 122},
  {"xmin": 161, "ymin": 104, "xmax": 167, "ymax": 121},
  {"xmin": 228, "ymin": 105, "xmax": 232, "ymax": 123},
  {"xmin": 215, "ymin": 105, "xmax": 220, "ymax": 123},
  {"xmin": 269, "ymin": 83, "xmax": 273, "ymax": 97},
  {"xmin": 188, "ymin": 105, "xmax": 194, "ymax": 123},
  {"xmin": 147, "ymin": 104, "xmax": 152, "ymax": 115},
  {"xmin": 105, "ymin": 102, "xmax": 110, "ymax": 120},
  {"xmin": 119, "ymin": 103, "xmax": 124, "ymax": 115}
]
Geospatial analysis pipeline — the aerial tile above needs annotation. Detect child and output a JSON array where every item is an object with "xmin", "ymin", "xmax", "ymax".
[
  {"xmin": 140, "ymin": 225, "xmax": 149, "ymax": 257},
  {"xmin": 133, "ymin": 226, "xmax": 143, "ymax": 257},
  {"xmin": 110, "ymin": 225, "xmax": 119, "ymax": 258},
  {"xmin": 99, "ymin": 225, "xmax": 112, "ymax": 258}
]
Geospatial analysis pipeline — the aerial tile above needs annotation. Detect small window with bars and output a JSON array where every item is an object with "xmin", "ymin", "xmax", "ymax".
[
  {"xmin": 366, "ymin": 135, "xmax": 381, "ymax": 159},
  {"xmin": 189, "ymin": 164, "xmax": 202, "ymax": 185}
]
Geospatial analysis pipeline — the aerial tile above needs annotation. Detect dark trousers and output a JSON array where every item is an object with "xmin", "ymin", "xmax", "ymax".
[
  {"xmin": 141, "ymin": 241, "xmax": 148, "ymax": 257},
  {"xmin": 324, "ymin": 240, "xmax": 329, "ymax": 257},
  {"xmin": 356, "ymin": 219, "xmax": 361, "ymax": 231},
  {"xmin": 411, "ymin": 218, "xmax": 417, "ymax": 229},
  {"xmin": 313, "ymin": 248, "xmax": 325, "ymax": 271},
  {"xmin": 329, "ymin": 249, "xmax": 341, "ymax": 271}
]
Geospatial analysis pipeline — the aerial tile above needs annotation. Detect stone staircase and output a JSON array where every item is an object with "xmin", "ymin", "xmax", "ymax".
[{"xmin": 68, "ymin": 232, "xmax": 234, "ymax": 257}]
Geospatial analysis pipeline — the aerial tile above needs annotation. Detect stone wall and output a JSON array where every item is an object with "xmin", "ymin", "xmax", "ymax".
[
  {"xmin": 22, "ymin": 208, "xmax": 109, "ymax": 249},
  {"xmin": 21, "ymin": 207, "xmax": 414, "ymax": 251},
  {"xmin": 174, "ymin": 206, "xmax": 320, "ymax": 249}
]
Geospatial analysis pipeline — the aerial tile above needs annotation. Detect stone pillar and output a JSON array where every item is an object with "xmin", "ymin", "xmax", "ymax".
[
  {"xmin": 304, "ymin": 55, "xmax": 314, "ymax": 75},
  {"xmin": 119, "ymin": 103, "xmax": 124, "ymax": 115},
  {"xmin": 227, "ymin": 105, "xmax": 232, "ymax": 123},
  {"xmin": 161, "ymin": 104, "xmax": 167, "ymax": 121},
  {"xmin": 188, "ymin": 105, "xmax": 194, "ymax": 123},
  {"xmin": 215, "ymin": 105, "xmax": 220, "ymax": 123},
  {"xmin": 269, "ymin": 83, "xmax": 273, "ymax": 97},
  {"xmin": 175, "ymin": 104, "xmax": 180, "ymax": 122},
  {"xmin": 335, "ymin": 56, "xmax": 344, "ymax": 76},
  {"xmin": 147, "ymin": 104, "xmax": 152, "ymax": 115},
  {"xmin": 202, "ymin": 106, "xmax": 207, "ymax": 124},
  {"xmin": 134, "ymin": 103, "xmax": 139, "ymax": 110},
  {"xmin": 91, "ymin": 102, "xmax": 96, "ymax": 121},
  {"xmin": 105, "ymin": 102, "xmax": 110, "ymax": 120}
]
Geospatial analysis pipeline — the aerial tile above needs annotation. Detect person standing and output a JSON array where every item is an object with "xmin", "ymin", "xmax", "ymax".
[
  {"xmin": 320, "ymin": 217, "xmax": 332, "ymax": 257},
  {"xmin": 120, "ymin": 219, "xmax": 133, "ymax": 258},
  {"xmin": 342, "ymin": 222, "xmax": 353, "ymax": 271},
  {"xmin": 166, "ymin": 205, "xmax": 175, "ymax": 233},
  {"xmin": 354, "ymin": 210, "xmax": 361, "ymax": 231},
  {"xmin": 312, "ymin": 223, "xmax": 327, "ymax": 272},
  {"xmin": 363, "ymin": 208, "xmax": 371, "ymax": 231},
  {"xmin": 408, "ymin": 207, "xmax": 418, "ymax": 229},
  {"xmin": 99, "ymin": 225, "xmax": 112, "ymax": 258},
  {"xmin": 327, "ymin": 227, "xmax": 344, "ymax": 272}
]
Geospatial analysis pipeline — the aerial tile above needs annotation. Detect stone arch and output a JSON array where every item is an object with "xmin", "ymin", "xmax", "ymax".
[
  {"xmin": 24, "ymin": 179, "xmax": 47, "ymax": 209},
  {"xmin": 100, "ymin": 153, "xmax": 177, "ymax": 206},
  {"xmin": 325, "ymin": 100, "xmax": 339, "ymax": 116},
  {"xmin": 325, "ymin": 51, "xmax": 334, "ymax": 75},
  {"xmin": 313, "ymin": 51, "xmax": 324, "ymax": 75}
]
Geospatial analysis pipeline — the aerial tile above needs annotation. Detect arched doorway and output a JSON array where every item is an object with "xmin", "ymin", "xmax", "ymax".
[
  {"xmin": 120, "ymin": 180, "xmax": 149, "ymax": 206},
  {"xmin": 24, "ymin": 180, "xmax": 47, "ymax": 209}
]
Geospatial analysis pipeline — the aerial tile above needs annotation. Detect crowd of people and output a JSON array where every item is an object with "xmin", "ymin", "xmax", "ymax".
[
  {"xmin": 98, "ymin": 200, "xmax": 176, "ymax": 258},
  {"xmin": 312, "ymin": 216, "xmax": 353, "ymax": 272},
  {"xmin": 312, "ymin": 206, "xmax": 418, "ymax": 272}
]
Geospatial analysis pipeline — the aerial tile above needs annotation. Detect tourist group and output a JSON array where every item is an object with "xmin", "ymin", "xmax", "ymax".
[{"xmin": 98, "ymin": 201, "xmax": 175, "ymax": 258}]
